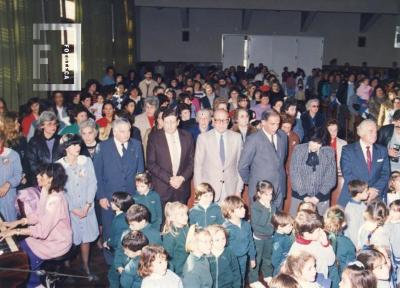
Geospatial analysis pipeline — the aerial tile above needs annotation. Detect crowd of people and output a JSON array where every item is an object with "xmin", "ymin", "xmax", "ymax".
[{"xmin": 0, "ymin": 61, "xmax": 399, "ymax": 288}]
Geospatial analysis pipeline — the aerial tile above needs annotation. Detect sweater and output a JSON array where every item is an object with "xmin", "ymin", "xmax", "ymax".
[
  {"xmin": 106, "ymin": 212, "xmax": 129, "ymax": 251},
  {"xmin": 344, "ymin": 199, "xmax": 366, "ymax": 246},
  {"xmin": 120, "ymin": 255, "xmax": 141, "ymax": 288},
  {"xmin": 250, "ymin": 201, "xmax": 275, "ymax": 240},
  {"xmin": 182, "ymin": 253, "xmax": 213, "ymax": 288},
  {"xmin": 271, "ymin": 232, "xmax": 294, "ymax": 275},
  {"xmin": 208, "ymin": 247, "xmax": 241, "ymax": 288},
  {"xmin": 141, "ymin": 269, "xmax": 183, "ymax": 288},
  {"xmin": 189, "ymin": 203, "xmax": 224, "ymax": 228},
  {"xmin": 162, "ymin": 226, "xmax": 189, "ymax": 276},
  {"xmin": 223, "ymin": 220, "xmax": 256, "ymax": 260},
  {"xmin": 133, "ymin": 190, "xmax": 162, "ymax": 231}
]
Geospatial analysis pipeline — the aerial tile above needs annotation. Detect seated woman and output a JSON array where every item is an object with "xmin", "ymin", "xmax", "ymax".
[{"xmin": 0, "ymin": 163, "xmax": 72, "ymax": 288}]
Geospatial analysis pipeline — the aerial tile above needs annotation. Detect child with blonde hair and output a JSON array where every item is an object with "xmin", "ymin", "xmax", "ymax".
[
  {"xmin": 206, "ymin": 224, "xmax": 241, "ymax": 288},
  {"xmin": 268, "ymin": 273, "xmax": 300, "ymax": 288},
  {"xmin": 139, "ymin": 245, "xmax": 183, "ymax": 288},
  {"xmin": 182, "ymin": 225, "xmax": 213, "ymax": 288},
  {"xmin": 162, "ymin": 202, "xmax": 189, "ymax": 276},
  {"xmin": 221, "ymin": 195, "xmax": 256, "ymax": 284}
]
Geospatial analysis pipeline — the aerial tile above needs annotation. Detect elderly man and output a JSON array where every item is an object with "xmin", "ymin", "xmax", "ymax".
[
  {"xmin": 239, "ymin": 109, "xmax": 288, "ymax": 208},
  {"xmin": 147, "ymin": 108, "xmax": 194, "ymax": 204},
  {"xmin": 93, "ymin": 118, "xmax": 144, "ymax": 264},
  {"xmin": 194, "ymin": 109, "xmax": 243, "ymax": 203},
  {"xmin": 188, "ymin": 109, "xmax": 212, "ymax": 141},
  {"xmin": 135, "ymin": 96, "xmax": 159, "ymax": 142},
  {"xmin": 338, "ymin": 119, "xmax": 390, "ymax": 206}
]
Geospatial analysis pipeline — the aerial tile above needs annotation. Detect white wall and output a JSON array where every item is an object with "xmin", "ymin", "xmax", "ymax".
[{"xmin": 137, "ymin": 7, "xmax": 400, "ymax": 68}]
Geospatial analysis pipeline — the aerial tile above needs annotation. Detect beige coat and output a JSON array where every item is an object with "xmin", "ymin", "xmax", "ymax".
[{"xmin": 194, "ymin": 129, "xmax": 243, "ymax": 202}]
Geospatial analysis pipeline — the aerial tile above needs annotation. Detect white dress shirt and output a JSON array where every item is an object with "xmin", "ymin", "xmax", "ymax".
[
  {"xmin": 165, "ymin": 130, "xmax": 181, "ymax": 176},
  {"xmin": 262, "ymin": 128, "xmax": 278, "ymax": 151},
  {"xmin": 114, "ymin": 138, "xmax": 128, "ymax": 157},
  {"xmin": 215, "ymin": 130, "xmax": 228, "ymax": 160},
  {"xmin": 360, "ymin": 139, "xmax": 373, "ymax": 163}
]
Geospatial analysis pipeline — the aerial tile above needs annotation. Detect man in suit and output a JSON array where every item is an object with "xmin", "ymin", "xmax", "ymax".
[
  {"xmin": 93, "ymin": 118, "xmax": 144, "ymax": 264},
  {"xmin": 194, "ymin": 109, "xmax": 243, "ymax": 203},
  {"xmin": 338, "ymin": 119, "xmax": 390, "ymax": 206},
  {"xmin": 147, "ymin": 108, "xmax": 194, "ymax": 205},
  {"xmin": 239, "ymin": 109, "xmax": 288, "ymax": 208}
]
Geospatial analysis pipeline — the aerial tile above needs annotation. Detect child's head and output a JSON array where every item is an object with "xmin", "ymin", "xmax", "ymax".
[
  {"xmin": 339, "ymin": 261, "xmax": 377, "ymax": 288},
  {"xmin": 271, "ymin": 211, "xmax": 294, "ymax": 234},
  {"xmin": 206, "ymin": 225, "xmax": 227, "ymax": 253},
  {"xmin": 253, "ymin": 180, "xmax": 275, "ymax": 203},
  {"xmin": 135, "ymin": 172, "xmax": 152, "ymax": 195},
  {"xmin": 294, "ymin": 210, "xmax": 323, "ymax": 240},
  {"xmin": 126, "ymin": 204, "xmax": 150, "ymax": 230},
  {"xmin": 269, "ymin": 273, "xmax": 300, "ymax": 288},
  {"xmin": 324, "ymin": 206, "xmax": 346, "ymax": 234},
  {"xmin": 363, "ymin": 201, "xmax": 388, "ymax": 226},
  {"xmin": 138, "ymin": 245, "xmax": 168, "ymax": 278},
  {"xmin": 220, "ymin": 195, "xmax": 246, "ymax": 220},
  {"xmin": 389, "ymin": 171, "xmax": 400, "ymax": 192},
  {"xmin": 195, "ymin": 183, "xmax": 215, "ymax": 207},
  {"xmin": 389, "ymin": 199, "xmax": 400, "ymax": 221},
  {"xmin": 185, "ymin": 225, "xmax": 212, "ymax": 255},
  {"xmin": 96, "ymin": 93, "xmax": 105, "ymax": 104},
  {"xmin": 122, "ymin": 230, "xmax": 148, "ymax": 258},
  {"xmin": 296, "ymin": 201, "xmax": 317, "ymax": 213},
  {"xmin": 281, "ymin": 251, "xmax": 317, "ymax": 283},
  {"xmin": 348, "ymin": 179, "xmax": 369, "ymax": 200},
  {"xmin": 162, "ymin": 202, "xmax": 188, "ymax": 234},
  {"xmin": 111, "ymin": 191, "xmax": 134, "ymax": 212},
  {"xmin": 357, "ymin": 246, "xmax": 390, "ymax": 282}
]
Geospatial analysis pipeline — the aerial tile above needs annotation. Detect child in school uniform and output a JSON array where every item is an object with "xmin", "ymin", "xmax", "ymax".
[
  {"xmin": 221, "ymin": 195, "xmax": 256, "ymax": 285},
  {"xmin": 114, "ymin": 204, "xmax": 162, "ymax": 285},
  {"xmin": 357, "ymin": 247, "xmax": 391, "ymax": 288},
  {"xmin": 119, "ymin": 231, "xmax": 148, "ymax": 288},
  {"xmin": 387, "ymin": 172, "xmax": 400, "ymax": 206},
  {"xmin": 339, "ymin": 261, "xmax": 378, "ymax": 288},
  {"xmin": 248, "ymin": 180, "xmax": 276, "ymax": 287},
  {"xmin": 182, "ymin": 225, "xmax": 213, "ymax": 288},
  {"xmin": 344, "ymin": 180, "xmax": 369, "ymax": 246},
  {"xmin": 162, "ymin": 202, "xmax": 189, "ymax": 276},
  {"xmin": 139, "ymin": 245, "xmax": 183, "ymax": 288},
  {"xmin": 206, "ymin": 224, "xmax": 241, "ymax": 288},
  {"xmin": 324, "ymin": 206, "xmax": 356, "ymax": 288},
  {"xmin": 189, "ymin": 183, "xmax": 224, "ymax": 228},
  {"xmin": 133, "ymin": 172, "xmax": 162, "ymax": 231},
  {"xmin": 271, "ymin": 211, "xmax": 295, "ymax": 276},
  {"xmin": 288, "ymin": 210, "xmax": 336, "ymax": 280},
  {"xmin": 105, "ymin": 192, "xmax": 134, "ymax": 288},
  {"xmin": 385, "ymin": 200, "xmax": 400, "ymax": 286}
]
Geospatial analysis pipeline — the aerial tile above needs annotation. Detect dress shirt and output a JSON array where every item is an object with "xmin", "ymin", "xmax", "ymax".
[
  {"xmin": 165, "ymin": 130, "xmax": 181, "ymax": 176},
  {"xmin": 114, "ymin": 138, "xmax": 128, "ymax": 157},
  {"xmin": 262, "ymin": 128, "xmax": 278, "ymax": 151},
  {"xmin": 360, "ymin": 139, "xmax": 373, "ymax": 163}
]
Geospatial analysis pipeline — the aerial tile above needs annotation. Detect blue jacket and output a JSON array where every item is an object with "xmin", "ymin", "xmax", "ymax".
[
  {"xmin": 271, "ymin": 233, "xmax": 294, "ymax": 275},
  {"xmin": 93, "ymin": 137, "xmax": 144, "ymax": 199},
  {"xmin": 120, "ymin": 256, "xmax": 141, "ymax": 288},
  {"xmin": 223, "ymin": 220, "xmax": 256, "ymax": 260},
  {"xmin": 133, "ymin": 190, "xmax": 162, "ymax": 231},
  {"xmin": 189, "ymin": 203, "xmax": 224, "ymax": 228},
  {"xmin": 107, "ymin": 212, "xmax": 129, "ymax": 251},
  {"xmin": 162, "ymin": 226, "xmax": 189, "ymax": 276},
  {"xmin": 339, "ymin": 142, "xmax": 390, "ymax": 206},
  {"xmin": 208, "ymin": 247, "xmax": 241, "ymax": 288}
]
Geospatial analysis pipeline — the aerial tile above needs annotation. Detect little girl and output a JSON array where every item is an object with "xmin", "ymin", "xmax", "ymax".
[
  {"xmin": 182, "ymin": 225, "xmax": 213, "ymax": 288},
  {"xmin": 162, "ymin": 202, "xmax": 189, "ymax": 276},
  {"xmin": 281, "ymin": 251, "xmax": 330, "ymax": 288},
  {"xmin": 339, "ymin": 261, "xmax": 377, "ymax": 288},
  {"xmin": 206, "ymin": 224, "xmax": 241, "ymax": 288},
  {"xmin": 323, "ymin": 206, "xmax": 356, "ymax": 288},
  {"xmin": 268, "ymin": 273, "xmax": 301, "ymax": 288},
  {"xmin": 249, "ymin": 180, "xmax": 276, "ymax": 287},
  {"xmin": 357, "ymin": 201, "xmax": 390, "ymax": 250},
  {"xmin": 357, "ymin": 247, "xmax": 391, "ymax": 288},
  {"xmin": 221, "ymin": 195, "xmax": 256, "ymax": 284},
  {"xmin": 90, "ymin": 93, "xmax": 104, "ymax": 120},
  {"xmin": 386, "ymin": 200, "xmax": 400, "ymax": 286},
  {"xmin": 139, "ymin": 245, "xmax": 183, "ymax": 288},
  {"xmin": 387, "ymin": 172, "xmax": 400, "ymax": 206}
]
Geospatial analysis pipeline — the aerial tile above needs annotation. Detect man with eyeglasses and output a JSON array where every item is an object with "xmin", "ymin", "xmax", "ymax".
[
  {"xmin": 239, "ymin": 109, "xmax": 288, "ymax": 208},
  {"xmin": 194, "ymin": 109, "xmax": 243, "ymax": 203}
]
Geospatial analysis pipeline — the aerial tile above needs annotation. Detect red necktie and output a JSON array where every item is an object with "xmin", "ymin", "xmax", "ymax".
[{"xmin": 366, "ymin": 146, "xmax": 372, "ymax": 174}]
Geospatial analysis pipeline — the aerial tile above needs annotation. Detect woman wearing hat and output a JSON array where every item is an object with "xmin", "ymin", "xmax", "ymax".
[{"xmin": 57, "ymin": 133, "xmax": 99, "ymax": 278}]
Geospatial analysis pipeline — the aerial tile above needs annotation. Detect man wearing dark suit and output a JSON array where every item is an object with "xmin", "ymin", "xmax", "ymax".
[
  {"xmin": 239, "ymin": 109, "xmax": 288, "ymax": 208},
  {"xmin": 93, "ymin": 118, "xmax": 144, "ymax": 264},
  {"xmin": 339, "ymin": 119, "xmax": 390, "ymax": 206},
  {"xmin": 147, "ymin": 108, "xmax": 195, "ymax": 205}
]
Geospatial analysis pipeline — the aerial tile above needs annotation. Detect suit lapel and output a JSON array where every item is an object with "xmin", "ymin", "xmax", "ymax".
[
  {"xmin": 110, "ymin": 139, "xmax": 123, "ymax": 169},
  {"xmin": 261, "ymin": 131, "xmax": 279, "ymax": 162},
  {"xmin": 177, "ymin": 130, "xmax": 185, "ymax": 174},
  {"xmin": 371, "ymin": 144, "xmax": 380, "ymax": 176},
  {"xmin": 355, "ymin": 142, "xmax": 369, "ymax": 175},
  {"xmin": 160, "ymin": 132, "xmax": 173, "ymax": 175}
]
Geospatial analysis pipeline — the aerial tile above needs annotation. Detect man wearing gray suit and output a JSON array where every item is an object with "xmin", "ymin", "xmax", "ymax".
[
  {"xmin": 194, "ymin": 109, "xmax": 243, "ymax": 202},
  {"xmin": 239, "ymin": 109, "xmax": 288, "ymax": 208}
]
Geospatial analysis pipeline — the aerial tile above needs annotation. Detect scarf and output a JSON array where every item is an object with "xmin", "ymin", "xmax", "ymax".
[{"xmin": 306, "ymin": 151, "xmax": 319, "ymax": 171}]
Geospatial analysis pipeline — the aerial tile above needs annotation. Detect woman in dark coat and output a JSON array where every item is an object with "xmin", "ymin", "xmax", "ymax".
[{"xmin": 301, "ymin": 98, "xmax": 326, "ymax": 142}]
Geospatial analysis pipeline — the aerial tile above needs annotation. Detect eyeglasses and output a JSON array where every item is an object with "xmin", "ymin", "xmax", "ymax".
[{"xmin": 311, "ymin": 105, "xmax": 319, "ymax": 108}]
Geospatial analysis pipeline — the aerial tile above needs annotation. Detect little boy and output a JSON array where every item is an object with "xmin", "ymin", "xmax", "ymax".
[
  {"xmin": 133, "ymin": 172, "xmax": 162, "ymax": 231},
  {"xmin": 288, "ymin": 210, "xmax": 336, "ymax": 279},
  {"xmin": 221, "ymin": 195, "xmax": 256, "ymax": 285},
  {"xmin": 344, "ymin": 179, "xmax": 369, "ymax": 246},
  {"xmin": 106, "ymin": 192, "xmax": 134, "ymax": 288},
  {"xmin": 271, "ymin": 211, "xmax": 294, "ymax": 276},
  {"xmin": 119, "ymin": 231, "xmax": 148, "ymax": 288},
  {"xmin": 189, "ymin": 183, "xmax": 224, "ymax": 228},
  {"xmin": 114, "ymin": 204, "xmax": 162, "ymax": 286}
]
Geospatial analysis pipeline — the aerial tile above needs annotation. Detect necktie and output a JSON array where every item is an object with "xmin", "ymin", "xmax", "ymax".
[
  {"xmin": 271, "ymin": 134, "xmax": 277, "ymax": 152},
  {"xmin": 366, "ymin": 146, "xmax": 372, "ymax": 174},
  {"xmin": 121, "ymin": 143, "xmax": 127, "ymax": 157},
  {"xmin": 220, "ymin": 135, "xmax": 225, "ymax": 165}
]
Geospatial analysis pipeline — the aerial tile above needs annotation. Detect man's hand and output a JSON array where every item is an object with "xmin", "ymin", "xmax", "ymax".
[
  {"xmin": 0, "ymin": 182, "xmax": 11, "ymax": 197},
  {"xmin": 368, "ymin": 188, "xmax": 379, "ymax": 201},
  {"xmin": 169, "ymin": 176, "xmax": 185, "ymax": 189},
  {"xmin": 388, "ymin": 148, "xmax": 399, "ymax": 158},
  {"xmin": 99, "ymin": 198, "xmax": 110, "ymax": 210}
]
